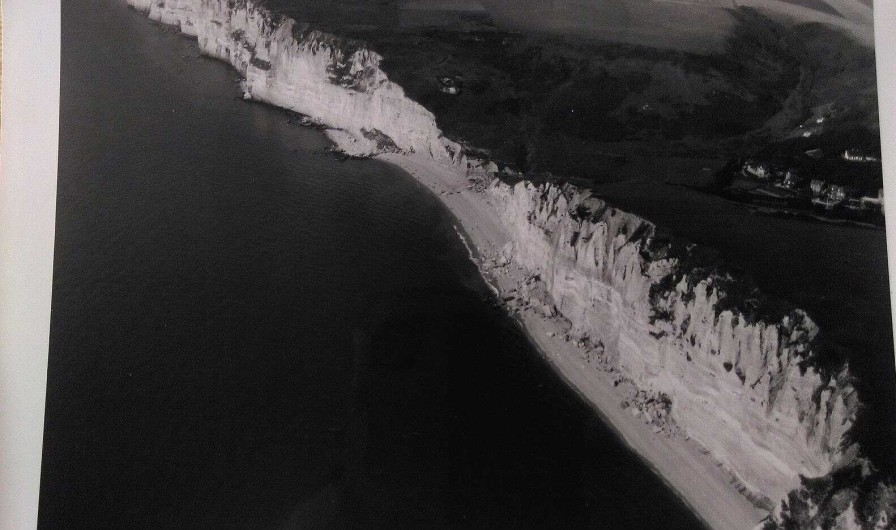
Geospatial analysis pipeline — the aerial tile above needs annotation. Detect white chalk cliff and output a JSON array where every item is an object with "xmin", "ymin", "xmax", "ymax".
[
  {"xmin": 128, "ymin": 0, "xmax": 464, "ymax": 162},
  {"xmin": 127, "ymin": 0, "xmax": 863, "ymax": 519},
  {"xmin": 487, "ymin": 181, "xmax": 858, "ymax": 502}
]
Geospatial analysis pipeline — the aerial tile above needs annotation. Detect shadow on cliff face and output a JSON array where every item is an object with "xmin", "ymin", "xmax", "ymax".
[{"xmin": 583, "ymin": 180, "xmax": 896, "ymax": 478}]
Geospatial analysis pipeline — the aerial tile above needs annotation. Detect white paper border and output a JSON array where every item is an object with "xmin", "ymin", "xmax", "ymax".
[{"xmin": 0, "ymin": 1, "xmax": 60, "ymax": 528}]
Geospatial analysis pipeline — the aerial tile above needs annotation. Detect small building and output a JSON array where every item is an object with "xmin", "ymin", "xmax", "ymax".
[
  {"xmin": 804, "ymin": 148, "xmax": 824, "ymax": 160},
  {"xmin": 859, "ymin": 188, "xmax": 884, "ymax": 210},
  {"xmin": 810, "ymin": 175, "xmax": 882, "ymax": 214},
  {"xmin": 842, "ymin": 148, "xmax": 880, "ymax": 163},
  {"xmin": 810, "ymin": 179, "xmax": 848, "ymax": 211},
  {"xmin": 742, "ymin": 160, "xmax": 771, "ymax": 180},
  {"xmin": 780, "ymin": 168, "xmax": 806, "ymax": 189},
  {"xmin": 438, "ymin": 76, "xmax": 463, "ymax": 95}
]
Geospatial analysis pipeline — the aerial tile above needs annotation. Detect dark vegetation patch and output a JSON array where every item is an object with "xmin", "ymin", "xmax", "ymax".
[
  {"xmin": 792, "ymin": 22, "xmax": 879, "ymax": 130},
  {"xmin": 708, "ymin": 21, "xmax": 882, "ymax": 221},
  {"xmin": 249, "ymin": 56, "xmax": 271, "ymax": 70},
  {"xmin": 765, "ymin": 463, "xmax": 896, "ymax": 529},
  {"xmin": 637, "ymin": 226, "xmax": 851, "ymax": 379},
  {"xmin": 360, "ymin": 128, "xmax": 401, "ymax": 153},
  {"xmin": 333, "ymin": 8, "xmax": 809, "ymax": 183}
]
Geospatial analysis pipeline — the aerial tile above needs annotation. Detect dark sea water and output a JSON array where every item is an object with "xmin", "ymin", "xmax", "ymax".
[{"xmin": 40, "ymin": 1, "xmax": 704, "ymax": 528}]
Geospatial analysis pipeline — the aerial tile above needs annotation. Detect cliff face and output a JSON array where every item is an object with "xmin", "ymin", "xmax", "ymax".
[
  {"xmin": 128, "ymin": 0, "xmax": 463, "ymax": 162},
  {"xmin": 488, "ymin": 180, "xmax": 859, "ymax": 501},
  {"xmin": 127, "ymin": 0, "xmax": 865, "ymax": 515}
]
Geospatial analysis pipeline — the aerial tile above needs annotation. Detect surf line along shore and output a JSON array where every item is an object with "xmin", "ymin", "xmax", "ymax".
[{"xmin": 124, "ymin": 1, "xmax": 861, "ymax": 528}]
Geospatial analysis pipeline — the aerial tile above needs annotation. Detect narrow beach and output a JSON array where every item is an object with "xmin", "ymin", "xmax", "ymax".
[{"xmin": 376, "ymin": 151, "xmax": 769, "ymax": 530}]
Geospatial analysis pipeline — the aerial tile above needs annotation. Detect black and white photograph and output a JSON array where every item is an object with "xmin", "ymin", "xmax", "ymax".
[{"xmin": 2, "ymin": 0, "xmax": 895, "ymax": 528}]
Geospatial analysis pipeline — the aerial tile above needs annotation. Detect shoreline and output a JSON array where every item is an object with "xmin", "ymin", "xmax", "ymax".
[
  {"xmin": 120, "ymin": 1, "xmax": 833, "ymax": 524},
  {"xmin": 375, "ymin": 151, "xmax": 769, "ymax": 529}
]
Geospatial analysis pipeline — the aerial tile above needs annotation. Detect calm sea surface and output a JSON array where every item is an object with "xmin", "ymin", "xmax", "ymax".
[{"xmin": 40, "ymin": 1, "xmax": 704, "ymax": 528}]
